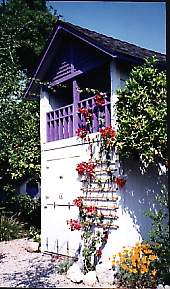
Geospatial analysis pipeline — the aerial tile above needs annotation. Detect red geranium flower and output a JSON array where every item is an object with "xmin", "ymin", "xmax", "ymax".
[
  {"xmin": 76, "ymin": 162, "xmax": 88, "ymax": 175},
  {"xmin": 76, "ymin": 161, "xmax": 96, "ymax": 178},
  {"xmin": 103, "ymin": 232, "xmax": 109, "ymax": 241},
  {"xmin": 99, "ymin": 126, "xmax": 116, "ymax": 140},
  {"xmin": 76, "ymin": 127, "xmax": 89, "ymax": 139},
  {"xmin": 94, "ymin": 93, "xmax": 105, "ymax": 107},
  {"xmin": 67, "ymin": 219, "xmax": 81, "ymax": 231},
  {"xmin": 86, "ymin": 205, "xmax": 97, "ymax": 214},
  {"xmin": 73, "ymin": 197, "xmax": 83, "ymax": 208},
  {"xmin": 115, "ymin": 176, "xmax": 126, "ymax": 188},
  {"xmin": 78, "ymin": 107, "xmax": 93, "ymax": 120},
  {"xmin": 96, "ymin": 249, "xmax": 102, "ymax": 256}
]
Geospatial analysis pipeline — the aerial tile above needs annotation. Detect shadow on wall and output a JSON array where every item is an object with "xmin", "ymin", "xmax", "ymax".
[{"xmin": 121, "ymin": 160, "xmax": 168, "ymax": 240}]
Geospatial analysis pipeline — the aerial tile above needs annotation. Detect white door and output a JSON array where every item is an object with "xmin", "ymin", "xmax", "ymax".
[{"xmin": 42, "ymin": 155, "xmax": 82, "ymax": 257}]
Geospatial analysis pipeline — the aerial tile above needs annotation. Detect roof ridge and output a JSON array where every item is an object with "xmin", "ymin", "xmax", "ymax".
[{"xmin": 60, "ymin": 20, "xmax": 165, "ymax": 57}]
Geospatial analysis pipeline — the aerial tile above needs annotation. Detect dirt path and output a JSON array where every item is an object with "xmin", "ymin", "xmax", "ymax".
[{"xmin": 0, "ymin": 238, "xmax": 120, "ymax": 288}]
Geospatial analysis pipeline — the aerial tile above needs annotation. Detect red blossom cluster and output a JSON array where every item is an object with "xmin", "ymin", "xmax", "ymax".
[
  {"xmin": 86, "ymin": 205, "xmax": 97, "ymax": 214},
  {"xmin": 78, "ymin": 107, "xmax": 93, "ymax": 120},
  {"xmin": 115, "ymin": 176, "xmax": 126, "ymax": 188},
  {"xmin": 96, "ymin": 249, "xmax": 102, "ymax": 256},
  {"xmin": 76, "ymin": 161, "xmax": 96, "ymax": 177},
  {"xmin": 67, "ymin": 219, "xmax": 81, "ymax": 231},
  {"xmin": 76, "ymin": 127, "xmax": 89, "ymax": 139},
  {"xmin": 103, "ymin": 231, "xmax": 109, "ymax": 241},
  {"xmin": 99, "ymin": 125, "xmax": 116, "ymax": 140},
  {"xmin": 94, "ymin": 93, "xmax": 105, "ymax": 107},
  {"xmin": 73, "ymin": 197, "xmax": 83, "ymax": 208}
]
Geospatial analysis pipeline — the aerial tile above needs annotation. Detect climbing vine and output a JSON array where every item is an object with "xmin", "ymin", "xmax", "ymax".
[{"xmin": 67, "ymin": 94, "xmax": 126, "ymax": 273}]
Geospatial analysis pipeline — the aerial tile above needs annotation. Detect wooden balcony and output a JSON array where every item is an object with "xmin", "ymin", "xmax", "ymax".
[{"xmin": 46, "ymin": 95, "xmax": 111, "ymax": 142}]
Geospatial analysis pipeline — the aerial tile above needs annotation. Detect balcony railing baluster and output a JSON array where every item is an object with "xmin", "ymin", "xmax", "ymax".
[{"xmin": 46, "ymin": 96, "xmax": 111, "ymax": 142}]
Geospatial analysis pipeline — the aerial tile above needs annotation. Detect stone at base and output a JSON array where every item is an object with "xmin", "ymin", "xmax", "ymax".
[
  {"xmin": 157, "ymin": 285, "xmax": 164, "ymax": 289},
  {"xmin": 67, "ymin": 262, "xmax": 84, "ymax": 283},
  {"xmin": 25, "ymin": 241, "xmax": 40, "ymax": 253},
  {"xmin": 83, "ymin": 271, "xmax": 97, "ymax": 286},
  {"xmin": 96, "ymin": 263, "xmax": 114, "ymax": 285}
]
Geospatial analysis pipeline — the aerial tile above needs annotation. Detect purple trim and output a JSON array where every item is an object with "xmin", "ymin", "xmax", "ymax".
[
  {"xmin": 46, "ymin": 95, "xmax": 111, "ymax": 142},
  {"xmin": 63, "ymin": 108, "xmax": 69, "ymax": 139},
  {"xmin": 92, "ymin": 98, "xmax": 98, "ymax": 133},
  {"xmin": 73, "ymin": 80, "xmax": 80, "ymax": 135},
  {"xmin": 49, "ymin": 62, "xmax": 106, "ymax": 87},
  {"xmin": 24, "ymin": 26, "xmax": 62, "ymax": 98},
  {"xmin": 105, "ymin": 101, "xmax": 111, "ymax": 127},
  {"xmin": 24, "ymin": 22, "xmax": 157, "ymax": 98}
]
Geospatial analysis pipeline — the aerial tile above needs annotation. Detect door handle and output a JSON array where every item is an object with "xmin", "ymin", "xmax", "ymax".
[{"xmin": 45, "ymin": 202, "xmax": 74, "ymax": 209}]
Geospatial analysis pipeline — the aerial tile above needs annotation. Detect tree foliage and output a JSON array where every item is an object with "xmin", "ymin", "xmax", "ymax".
[
  {"xmin": 0, "ymin": 0, "xmax": 60, "ymax": 196},
  {"xmin": 0, "ymin": 0, "xmax": 58, "ymax": 75},
  {"xmin": 116, "ymin": 56, "xmax": 167, "ymax": 169}
]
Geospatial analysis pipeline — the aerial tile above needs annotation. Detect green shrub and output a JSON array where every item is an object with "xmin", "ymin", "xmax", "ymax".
[
  {"xmin": 4, "ymin": 194, "xmax": 41, "ymax": 228},
  {"xmin": 0, "ymin": 213, "xmax": 26, "ymax": 241},
  {"xmin": 145, "ymin": 186, "xmax": 170, "ymax": 285},
  {"xmin": 56, "ymin": 258, "xmax": 74, "ymax": 274},
  {"xmin": 28, "ymin": 226, "xmax": 41, "ymax": 243}
]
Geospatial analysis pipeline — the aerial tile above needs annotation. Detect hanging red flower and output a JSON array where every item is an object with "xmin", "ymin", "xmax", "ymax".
[
  {"xmin": 96, "ymin": 249, "xmax": 102, "ymax": 256},
  {"xmin": 76, "ymin": 162, "xmax": 88, "ymax": 175},
  {"xmin": 94, "ymin": 93, "xmax": 105, "ymax": 107},
  {"xmin": 99, "ymin": 125, "xmax": 116, "ymax": 140},
  {"xmin": 76, "ymin": 161, "xmax": 96, "ymax": 178},
  {"xmin": 86, "ymin": 205, "xmax": 97, "ymax": 214},
  {"xmin": 76, "ymin": 127, "xmax": 89, "ymax": 139},
  {"xmin": 103, "ymin": 232, "xmax": 109, "ymax": 241},
  {"xmin": 73, "ymin": 197, "xmax": 83, "ymax": 208},
  {"xmin": 78, "ymin": 107, "xmax": 93, "ymax": 120},
  {"xmin": 67, "ymin": 219, "xmax": 81, "ymax": 231},
  {"xmin": 115, "ymin": 176, "xmax": 126, "ymax": 188}
]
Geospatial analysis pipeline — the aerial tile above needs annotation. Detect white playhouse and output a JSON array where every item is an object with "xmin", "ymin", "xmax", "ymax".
[{"xmin": 25, "ymin": 20, "xmax": 166, "ymax": 262}]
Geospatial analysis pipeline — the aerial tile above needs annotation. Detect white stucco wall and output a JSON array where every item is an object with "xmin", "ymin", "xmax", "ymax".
[
  {"xmin": 40, "ymin": 136, "xmax": 167, "ymax": 261},
  {"xmin": 40, "ymin": 59, "xmax": 168, "ymax": 263}
]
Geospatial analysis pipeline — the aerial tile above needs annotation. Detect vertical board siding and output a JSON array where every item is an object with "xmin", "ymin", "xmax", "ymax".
[
  {"xmin": 48, "ymin": 38, "xmax": 107, "ymax": 84},
  {"xmin": 47, "ymin": 96, "xmax": 111, "ymax": 142}
]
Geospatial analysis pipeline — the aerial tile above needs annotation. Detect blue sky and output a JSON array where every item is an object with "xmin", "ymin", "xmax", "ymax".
[{"xmin": 47, "ymin": 1, "xmax": 166, "ymax": 54}]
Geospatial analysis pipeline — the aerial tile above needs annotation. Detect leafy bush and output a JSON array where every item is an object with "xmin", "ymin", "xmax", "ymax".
[
  {"xmin": 145, "ymin": 186, "xmax": 170, "ymax": 285},
  {"xmin": 28, "ymin": 226, "xmax": 41, "ymax": 243},
  {"xmin": 0, "ymin": 212, "xmax": 26, "ymax": 241},
  {"xmin": 4, "ymin": 194, "xmax": 41, "ymax": 228},
  {"xmin": 56, "ymin": 258, "xmax": 74, "ymax": 274},
  {"xmin": 116, "ymin": 56, "xmax": 167, "ymax": 169}
]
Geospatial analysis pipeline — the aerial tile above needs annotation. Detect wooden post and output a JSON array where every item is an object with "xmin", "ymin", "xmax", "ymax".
[
  {"xmin": 73, "ymin": 79, "xmax": 80, "ymax": 136},
  {"xmin": 110, "ymin": 60, "xmax": 120, "ymax": 131}
]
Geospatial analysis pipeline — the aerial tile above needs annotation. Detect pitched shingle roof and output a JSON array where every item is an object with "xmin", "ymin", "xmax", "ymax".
[
  {"xmin": 24, "ymin": 20, "xmax": 166, "ymax": 98},
  {"xmin": 61, "ymin": 21, "xmax": 166, "ymax": 66}
]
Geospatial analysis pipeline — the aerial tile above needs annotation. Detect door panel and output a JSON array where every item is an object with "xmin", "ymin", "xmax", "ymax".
[{"xmin": 42, "ymin": 155, "xmax": 82, "ymax": 256}]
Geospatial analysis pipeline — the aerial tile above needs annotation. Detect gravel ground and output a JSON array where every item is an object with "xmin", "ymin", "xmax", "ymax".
[{"xmin": 0, "ymin": 238, "xmax": 118, "ymax": 288}]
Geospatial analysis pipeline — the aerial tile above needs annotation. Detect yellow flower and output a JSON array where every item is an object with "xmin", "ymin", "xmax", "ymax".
[
  {"xmin": 132, "ymin": 268, "xmax": 138, "ymax": 274},
  {"xmin": 121, "ymin": 264, "xmax": 129, "ymax": 271},
  {"xmin": 140, "ymin": 265, "xmax": 148, "ymax": 274},
  {"xmin": 151, "ymin": 269, "xmax": 157, "ymax": 276},
  {"xmin": 149, "ymin": 254, "xmax": 157, "ymax": 261},
  {"xmin": 142, "ymin": 256, "xmax": 147, "ymax": 264},
  {"xmin": 132, "ymin": 260, "xmax": 137, "ymax": 268},
  {"xmin": 112, "ymin": 260, "xmax": 115, "ymax": 266}
]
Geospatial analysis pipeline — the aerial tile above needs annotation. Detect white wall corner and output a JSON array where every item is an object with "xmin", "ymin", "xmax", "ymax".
[
  {"xmin": 40, "ymin": 88, "xmax": 52, "ymax": 145},
  {"xmin": 110, "ymin": 60, "xmax": 120, "ymax": 131}
]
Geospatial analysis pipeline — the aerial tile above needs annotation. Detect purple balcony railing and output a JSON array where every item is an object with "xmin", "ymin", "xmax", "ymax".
[{"xmin": 46, "ymin": 96, "xmax": 111, "ymax": 142}]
